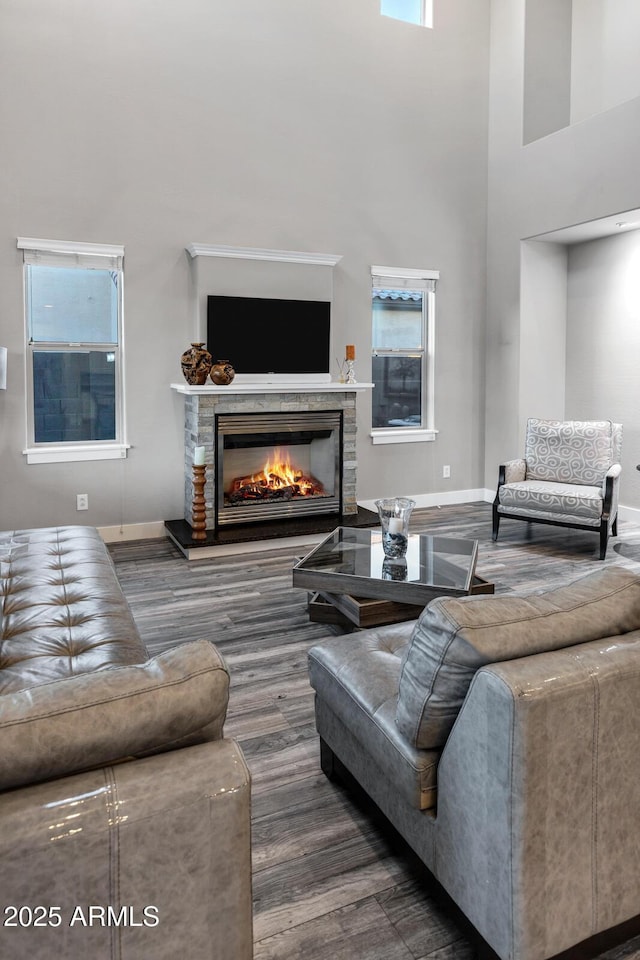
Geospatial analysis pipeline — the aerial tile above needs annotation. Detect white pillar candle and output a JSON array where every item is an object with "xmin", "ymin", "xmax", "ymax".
[
  {"xmin": 388, "ymin": 517, "xmax": 403, "ymax": 534},
  {"xmin": 194, "ymin": 445, "xmax": 206, "ymax": 466}
]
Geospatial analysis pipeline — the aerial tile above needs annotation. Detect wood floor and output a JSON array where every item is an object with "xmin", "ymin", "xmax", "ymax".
[{"xmin": 108, "ymin": 503, "xmax": 640, "ymax": 960}]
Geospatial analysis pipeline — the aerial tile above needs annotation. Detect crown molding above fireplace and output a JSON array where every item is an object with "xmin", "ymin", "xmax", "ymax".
[
  {"xmin": 171, "ymin": 382, "xmax": 373, "ymax": 395},
  {"xmin": 186, "ymin": 243, "xmax": 342, "ymax": 267}
]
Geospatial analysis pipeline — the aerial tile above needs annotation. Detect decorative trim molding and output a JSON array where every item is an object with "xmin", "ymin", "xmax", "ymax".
[
  {"xmin": 371, "ymin": 264, "xmax": 440, "ymax": 281},
  {"xmin": 370, "ymin": 428, "xmax": 438, "ymax": 445},
  {"xmin": 23, "ymin": 443, "xmax": 130, "ymax": 465},
  {"xmin": 17, "ymin": 237, "xmax": 124, "ymax": 257},
  {"xmin": 186, "ymin": 243, "xmax": 342, "ymax": 266}
]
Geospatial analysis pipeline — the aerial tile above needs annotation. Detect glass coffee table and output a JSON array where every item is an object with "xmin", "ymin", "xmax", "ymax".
[{"xmin": 293, "ymin": 527, "xmax": 494, "ymax": 628}]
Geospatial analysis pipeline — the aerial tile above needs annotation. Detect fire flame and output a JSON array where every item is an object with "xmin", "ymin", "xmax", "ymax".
[
  {"xmin": 230, "ymin": 447, "xmax": 324, "ymax": 499},
  {"xmin": 258, "ymin": 448, "xmax": 316, "ymax": 495}
]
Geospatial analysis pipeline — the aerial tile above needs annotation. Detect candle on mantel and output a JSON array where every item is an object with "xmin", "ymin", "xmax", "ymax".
[
  {"xmin": 194, "ymin": 445, "xmax": 206, "ymax": 466},
  {"xmin": 345, "ymin": 344, "xmax": 355, "ymax": 361},
  {"xmin": 388, "ymin": 517, "xmax": 404, "ymax": 534}
]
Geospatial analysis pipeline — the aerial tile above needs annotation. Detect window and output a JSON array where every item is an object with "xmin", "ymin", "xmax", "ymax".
[
  {"xmin": 18, "ymin": 237, "xmax": 128, "ymax": 463},
  {"xmin": 380, "ymin": 0, "xmax": 433, "ymax": 27},
  {"xmin": 370, "ymin": 265, "xmax": 438, "ymax": 445}
]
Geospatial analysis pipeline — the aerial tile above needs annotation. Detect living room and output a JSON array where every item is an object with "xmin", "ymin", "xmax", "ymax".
[{"xmin": 2, "ymin": 1, "xmax": 640, "ymax": 959}]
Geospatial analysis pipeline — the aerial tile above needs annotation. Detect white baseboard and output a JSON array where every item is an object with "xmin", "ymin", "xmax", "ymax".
[
  {"xmin": 619, "ymin": 504, "xmax": 640, "ymax": 524},
  {"xmin": 98, "ymin": 521, "xmax": 167, "ymax": 543},
  {"xmin": 359, "ymin": 489, "xmax": 492, "ymax": 513},
  {"xmin": 98, "ymin": 494, "xmax": 639, "ymax": 547}
]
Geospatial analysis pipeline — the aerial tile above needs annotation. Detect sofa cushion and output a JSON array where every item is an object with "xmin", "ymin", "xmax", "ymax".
[
  {"xmin": 0, "ymin": 639, "xmax": 229, "ymax": 790},
  {"xmin": 525, "ymin": 418, "xmax": 616, "ymax": 486},
  {"xmin": 308, "ymin": 623, "xmax": 440, "ymax": 810},
  {"xmin": 396, "ymin": 567, "xmax": 640, "ymax": 749},
  {"xmin": 0, "ymin": 525, "xmax": 149, "ymax": 694}
]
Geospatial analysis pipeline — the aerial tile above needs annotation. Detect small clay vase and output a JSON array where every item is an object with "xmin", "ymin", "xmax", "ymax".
[
  {"xmin": 181, "ymin": 342, "xmax": 213, "ymax": 386},
  {"xmin": 210, "ymin": 360, "xmax": 235, "ymax": 386}
]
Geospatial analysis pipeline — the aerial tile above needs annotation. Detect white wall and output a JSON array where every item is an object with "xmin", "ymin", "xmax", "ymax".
[
  {"xmin": 565, "ymin": 230, "xmax": 640, "ymax": 498},
  {"xmin": 571, "ymin": 0, "xmax": 640, "ymax": 124},
  {"xmin": 523, "ymin": 0, "xmax": 572, "ymax": 143},
  {"xmin": 519, "ymin": 240, "xmax": 568, "ymax": 437},
  {"xmin": 486, "ymin": 0, "xmax": 640, "ymax": 508},
  {"xmin": 0, "ymin": 0, "xmax": 490, "ymax": 531}
]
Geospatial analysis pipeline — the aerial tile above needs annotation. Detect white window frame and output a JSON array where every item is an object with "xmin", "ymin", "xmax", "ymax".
[
  {"xmin": 370, "ymin": 265, "xmax": 439, "ymax": 445},
  {"xmin": 18, "ymin": 237, "xmax": 129, "ymax": 464},
  {"xmin": 380, "ymin": 0, "xmax": 433, "ymax": 28}
]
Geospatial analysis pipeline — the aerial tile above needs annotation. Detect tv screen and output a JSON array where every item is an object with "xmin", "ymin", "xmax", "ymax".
[{"xmin": 207, "ymin": 296, "xmax": 330, "ymax": 376}]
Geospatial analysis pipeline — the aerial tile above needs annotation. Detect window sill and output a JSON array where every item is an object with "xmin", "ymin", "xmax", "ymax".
[
  {"xmin": 24, "ymin": 444, "xmax": 130, "ymax": 464},
  {"xmin": 370, "ymin": 428, "xmax": 438, "ymax": 445}
]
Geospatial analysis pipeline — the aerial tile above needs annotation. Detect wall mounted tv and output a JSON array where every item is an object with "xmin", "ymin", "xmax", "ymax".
[{"xmin": 206, "ymin": 295, "xmax": 331, "ymax": 382}]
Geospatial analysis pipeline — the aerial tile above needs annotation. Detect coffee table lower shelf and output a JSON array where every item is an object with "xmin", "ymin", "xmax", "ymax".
[{"xmin": 307, "ymin": 575, "xmax": 495, "ymax": 629}]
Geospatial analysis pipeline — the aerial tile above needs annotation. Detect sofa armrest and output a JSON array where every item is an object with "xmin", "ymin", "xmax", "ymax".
[
  {"xmin": 0, "ymin": 640, "xmax": 230, "ymax": 791},
  {"xmin": 433, "ymin": 634, "xmax": 640, "ymax": 960},
  {"xmin": 0, "ymin": 739, "xmax": 253, "ymax": 960}
]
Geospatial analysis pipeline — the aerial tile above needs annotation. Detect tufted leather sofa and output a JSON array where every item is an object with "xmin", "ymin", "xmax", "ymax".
[
  {"xmin": 0, "ymin": 526, "xmax": 252, "ymax": 960},
  {"xmin": 309, "ymin": 565, "xmax": 640, "ymax": 960}
]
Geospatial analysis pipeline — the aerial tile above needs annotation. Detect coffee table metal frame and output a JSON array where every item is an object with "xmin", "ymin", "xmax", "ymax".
[{"xmin": 293, "ymin": 527, "xmax": 493, "ymax": 627}]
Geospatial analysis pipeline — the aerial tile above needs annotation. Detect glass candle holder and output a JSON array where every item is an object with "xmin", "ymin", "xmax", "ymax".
[
  {"xmin": 382, "ymin": 556, "xmax": 408, "ymax": 581},
  {"xmin": 374, "ymin": 497, "xmax": 415, "ymax": 558}
]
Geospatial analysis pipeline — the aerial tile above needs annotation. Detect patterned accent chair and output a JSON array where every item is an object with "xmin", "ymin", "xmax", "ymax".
[{"xmin": 493, "ymin": 419, "xmax": 623, "ymax": 559}]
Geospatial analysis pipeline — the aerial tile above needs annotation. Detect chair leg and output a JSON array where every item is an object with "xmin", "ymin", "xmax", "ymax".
[
  {"xmin": 599, "ymin": 523, "xmax": 609, "ymax": 560},
  {"xmin": 492, "ymin": 505, "xmax": 500, "ymax": 542},
  {"xmin": 612, "ymin": 515, "xmax": 618, "ymax": 537}
]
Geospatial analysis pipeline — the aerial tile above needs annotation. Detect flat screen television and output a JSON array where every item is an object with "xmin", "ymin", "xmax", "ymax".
[{"xmin": 206, "ymin": 295, "xmax": 331, "ymax": 382}]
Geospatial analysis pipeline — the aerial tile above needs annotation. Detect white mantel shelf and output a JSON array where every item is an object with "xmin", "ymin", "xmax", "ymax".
[{"xmin": 171, "ymin": 382, "xmax": 373, "ymax": 395}]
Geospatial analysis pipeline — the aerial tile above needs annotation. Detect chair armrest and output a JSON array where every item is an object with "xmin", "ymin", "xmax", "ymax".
[
  {"xmin": 504, "ymin": 458, "xmax": 526, "ymax": 483},
  {"xmin": 496, "ymin": 458, "xmax": 526, "ymax": 489},
  {"xmin": 434, "ymin": 635, "xmax": 640, "ymax": 960},
  {"xmin": 602, "ymin": 462, "xmax": 622, "ymax": 518}
]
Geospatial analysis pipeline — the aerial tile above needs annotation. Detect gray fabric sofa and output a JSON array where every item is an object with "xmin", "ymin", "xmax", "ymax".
[
  {"xmin": 308, "ymin": 565, "xmax": 640, "ymax": 960},
  {"xmin": 0, "ymin": 526, "xmax": 252, "ymax": 960}
]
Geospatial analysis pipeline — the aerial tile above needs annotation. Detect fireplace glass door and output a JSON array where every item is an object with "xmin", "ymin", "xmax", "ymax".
[{"xmin": 216, "ymin": 411, "xmax": 342, "ymax": 525}]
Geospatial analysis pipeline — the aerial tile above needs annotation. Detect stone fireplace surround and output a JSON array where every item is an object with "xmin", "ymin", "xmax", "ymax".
[{"xmin": 168, "ymin": 381, "xmax": 374, "ymax": 556}]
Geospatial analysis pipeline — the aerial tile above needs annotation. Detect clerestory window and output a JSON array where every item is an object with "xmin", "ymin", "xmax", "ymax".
[
  {"xmin": 18, "ymin": 237, "xmax": 128, "ymax": 464},
  {"xmin": 370, "ymin": 265, "xmax": 438, "ymax": 445},
  {"xmin": 380, "ymin": 0, "xmax": 433, "ymax": 28}
]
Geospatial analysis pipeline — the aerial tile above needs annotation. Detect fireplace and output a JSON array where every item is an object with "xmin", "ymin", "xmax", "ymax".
[
  {"xmin": 169, "ymin": 382, "xmax": 369, "ymax": 555},
  {"xmin": 215, "ymin": 410, "xmax": 343, "ymax": 526}
]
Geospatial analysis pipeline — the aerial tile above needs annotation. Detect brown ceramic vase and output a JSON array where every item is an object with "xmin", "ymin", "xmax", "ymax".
[
  {"xmin": 181, "ymin": 342, "xmax": 213, "ymax": 385},
  {"xmin": 210, "ymin": 360, "xmax": 235, "ymax": 385}
]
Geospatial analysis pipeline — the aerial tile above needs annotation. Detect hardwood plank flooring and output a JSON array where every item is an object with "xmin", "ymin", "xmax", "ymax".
[{"xmin": 108, "ymin": 503, "xmax": 640, "ymax": 960}]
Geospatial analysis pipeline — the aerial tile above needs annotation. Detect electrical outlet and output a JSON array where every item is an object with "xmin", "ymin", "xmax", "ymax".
[
  {"xmin": 76, "ymin": 493, "xmax": 89, "ymax": 511},
  {"xmin": 442, "ymin": 465, "xmax": 451, "ymax": 479}
]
